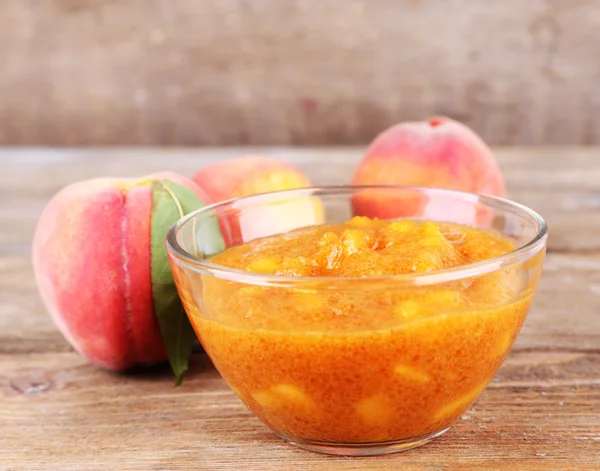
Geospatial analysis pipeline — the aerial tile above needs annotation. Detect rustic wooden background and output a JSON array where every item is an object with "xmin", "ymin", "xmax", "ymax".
[{"xmin": 3, "ymin": 0, "xmax": 600, "ymax": 146}]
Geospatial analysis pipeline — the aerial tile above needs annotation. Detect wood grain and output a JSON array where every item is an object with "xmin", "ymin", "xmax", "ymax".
[
  {"xmin": 2, "ymin": 1, "xmax": 600, "ymax": 146},
  {"xmin": 2, "ymin": 350, "xmax": 599, "ymax": 470},
  {"xmin": 1, "ymin": 148, "xmax": 599, "ymax": 470}
]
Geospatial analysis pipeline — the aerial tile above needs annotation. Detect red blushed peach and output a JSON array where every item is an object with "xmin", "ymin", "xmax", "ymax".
[
  {"xmin": 32, "ymin": 172, "xmax": 210, "ymax": 378},
  {"xmin": 193, "ymin": 156, "xmax": 324, "ymax": 245},
  {"xmin": 352, "ymin": 117, "xmax": 505, "ymax": 224},
  {"xmin": 193, "ymin": 156, "xmax": 312, "ymax": 202}
]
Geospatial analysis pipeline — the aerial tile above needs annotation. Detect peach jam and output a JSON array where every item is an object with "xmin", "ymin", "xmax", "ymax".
[{"xmin": 177, "ymin": 217, "xmax": 536, "ymax": 443}]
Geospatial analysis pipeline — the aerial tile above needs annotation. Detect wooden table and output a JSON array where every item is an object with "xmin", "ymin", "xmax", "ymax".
[{"xmin": 2, "ymin": 148, "xmax": 599, "ymax": 471}]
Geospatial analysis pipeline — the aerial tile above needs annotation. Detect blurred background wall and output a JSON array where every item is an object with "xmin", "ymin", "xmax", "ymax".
[{"xmin": 2, "ymin": 0, "xmax": 600, "ymax": 146}]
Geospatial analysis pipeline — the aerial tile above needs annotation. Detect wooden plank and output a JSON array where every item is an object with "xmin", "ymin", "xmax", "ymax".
[{"xmin": 2, "ymin": 1, "xmax": 600, "ymax": 146}]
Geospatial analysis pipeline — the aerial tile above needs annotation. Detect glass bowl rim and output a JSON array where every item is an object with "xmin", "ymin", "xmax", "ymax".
[{"xmin": 166, "ymin": 185, "xmax": 548, "ymax": 288}]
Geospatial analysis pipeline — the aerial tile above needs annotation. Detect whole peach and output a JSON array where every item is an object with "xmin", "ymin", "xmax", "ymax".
[
  {"xmin": 352, "ymin": 117, "xmax": 505, "ymax": 222},
  {"xmin": 193, "ymin": 156, "xmax": 323, "ymax": 245},
  {"xmin": 32, "ymin": 172, "xmax": 211, "ymax": 382},
  {"xmin": 193, "ymin": 156, "xmax": 312, "ymax": 202}
]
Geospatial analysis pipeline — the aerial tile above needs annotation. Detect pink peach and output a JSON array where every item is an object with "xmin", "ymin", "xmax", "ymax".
[
  {"xmin": 193, "ymin": 156, "xmax": 312, "ymax": 202},
  {"xmin": 352, "ymin": 117, "xmax": 505, "ymax": 222},
  {"xmin": 193, "ymin": 156, "xmax": 323, "ymax": 245},
  {"xmin": 32, "ymin": 172, "xmax": 209, "ymax": 376}
]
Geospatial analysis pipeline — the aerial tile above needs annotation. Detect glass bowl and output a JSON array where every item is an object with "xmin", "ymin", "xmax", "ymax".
[{"xmin": 166, "ymin": 186, "xmax": 547, "ymax": 456}]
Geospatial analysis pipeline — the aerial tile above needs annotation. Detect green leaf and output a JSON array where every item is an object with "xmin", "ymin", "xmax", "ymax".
[{"xmin": 150, "ymin": 179, "xmax": 211, "ymax": 386}]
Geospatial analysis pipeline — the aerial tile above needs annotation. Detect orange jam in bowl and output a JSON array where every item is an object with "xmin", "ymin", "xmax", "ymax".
[{"xmin": 167, "ymin": 186, "xmax": 547, "ymax": 456}]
